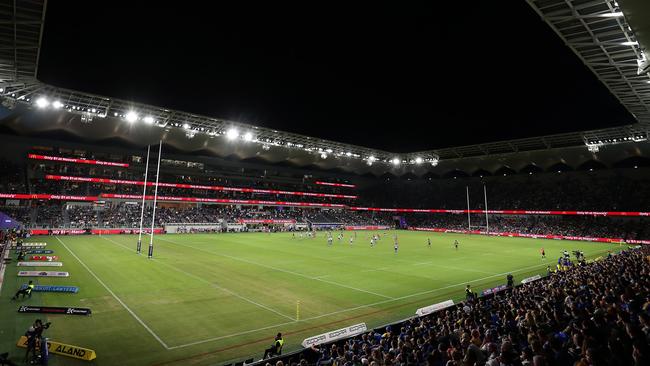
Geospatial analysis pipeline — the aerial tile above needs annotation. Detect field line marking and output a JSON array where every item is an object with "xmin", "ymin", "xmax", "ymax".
[
  {"xmin": 168, "ymin": 259, "xmax": 553, "ymax": 350},
  {"xmin": 163, "ymin": 244, "xmax": 613, "ymax": 350},
  {"xmin": 411, "ymin": 262, "xmax": 496, "ymax": 275},
  {"xmin": 166, "ymin": 319, "xmax": 296, "ymax": 350},
  {"xmin": 100, "ymin": 236, "xmax": 296, "ymax": 322},
  {"xmin": 55, "ymin": 236, "xmax": 170, "ymax": 349},
  {"xmin": 159, "ymin": 237, "xmax": 394, "ymax": 300}
]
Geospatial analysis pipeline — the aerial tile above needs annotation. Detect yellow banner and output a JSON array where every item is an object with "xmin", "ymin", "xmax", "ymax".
[{"xmin": 16, "ymin": 336, "xmax": 97, "ymax": 361}]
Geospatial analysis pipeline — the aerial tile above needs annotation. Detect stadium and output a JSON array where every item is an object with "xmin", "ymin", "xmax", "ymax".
[{"xmin": 0, "ymin": 0, "xmax": 649, "ymax": 365}]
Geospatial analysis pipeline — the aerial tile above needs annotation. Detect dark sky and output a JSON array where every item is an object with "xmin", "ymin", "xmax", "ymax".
[{"xmin": 37, "ymin": 1, "xmax": 635, "ymax": 152}]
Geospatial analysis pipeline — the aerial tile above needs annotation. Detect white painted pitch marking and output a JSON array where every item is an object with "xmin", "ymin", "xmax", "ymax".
[
  {"xmin": 55, "ymin": 236, "xmax": 170, "ymax": 349},
  {"xmin": 169, "ymin": 247, "xmax": 612, "ymax": 349},
  {"xmin": 169, "ymin": 260, "xmax": 555, "ymax": 349},
  {"xmin": 101, "ymin": 236, "xmax": 296, "ymax": 321},
  {"xmin": 159, "ymin": 237, "xmax": 394, "ymax": 300}
]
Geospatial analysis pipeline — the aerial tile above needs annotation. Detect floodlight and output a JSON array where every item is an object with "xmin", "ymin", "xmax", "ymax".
[
  {"xmin": 226, "ymin": 128, "xmax": 239, "ymax": 140},
  {"xmin": 243, "ymin": 132, "xmax": 253, "ymax": 141},
  {"xmin": 415, "ymin": 157, "xmax": 423, "ymax": 164},
  {"xmin": 35, "ymin": 97, "xmax": 49, "ymax": 109},
  {"xmin": 346, "ymin": 152, "xmax": 352, "ymax": 156},
  {"xmin": 320, "ymin": 153, "xmax": 328, "ymax": 159},
  {"xmin": 392, "ymin": 158, "xmax": 400, "ymax": 165},
  {"xmin": 431, "ymin": 158, "xmax": 439, "ymax": 167},
  {"xmin": 143, "ymin": 116, "xmax": 155, "ymax": 124},
  {"xmin": 183, "ymin": 123, "xmax": 191, "ymax": 130},
  {"xmin": 52, "ymin": 101, "xmax": 63, "ymax": 109},
  {"xmin": 125, "ymin": 111, "xmax": 138, "ymax": 123}
]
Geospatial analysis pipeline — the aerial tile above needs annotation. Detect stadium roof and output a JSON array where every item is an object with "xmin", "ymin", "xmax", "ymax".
[{"xmin": 0, "ymin": 0, "xmax": 648, "ymax": 175}]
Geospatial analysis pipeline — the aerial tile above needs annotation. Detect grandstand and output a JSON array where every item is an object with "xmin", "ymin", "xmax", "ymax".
[{"xmin": 0, "ymin": 0, "xmax": 649, "ymax": 365}]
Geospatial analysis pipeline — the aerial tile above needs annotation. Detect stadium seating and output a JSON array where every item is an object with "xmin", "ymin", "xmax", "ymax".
[{"xmin": 258, "ymin": 246, "xmax": 650, "ymax": 366}]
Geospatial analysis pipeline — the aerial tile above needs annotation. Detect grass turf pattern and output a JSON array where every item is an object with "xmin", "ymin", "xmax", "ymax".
[{"xmin": 0, "ymin": 231, "xmax": 620, "ymax": 365}]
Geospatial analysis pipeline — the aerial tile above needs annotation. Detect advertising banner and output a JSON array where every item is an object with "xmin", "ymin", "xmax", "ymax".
[
  {"xmin": 18, "ymin": 305, "xmax": 91, "ymax": 316},
  {"xmin": 13, "ymin": 243, "xmax": 47, "ymax": 248},
  {"xmin": 20, "ymin": 285, "xmax": 79, "ymax": 293},
  {"xmin": 415, "ymin": 300, "xmax": 455, "ymax": 317},
  {"xmin": 17, "ymin": 262, "xmax": 63, "ymax": 267},
  {"xmin": 481, "ymin": 285, "xmax": 508, "ymax": 297},
  {"xmin": 16, "ymin": 336, "xmax": 97, "ymax": 361},
  {"xmin": 301, "ymin": 323, "xmax": 367, "ymax": 348},
  {"xmin": 18, "ymin": 271, "xmax": 69, "ymax": 277},
  {"xmin": 344, "ymin": 226, "xmax": 390, "ymax": 231},
  {"xmin": 521, "ymin": 274, "xmax": 542, "ymax": 284},
  {"xmin": 315, "ymin": 181, "xmax": 356, "ymax": 188},
  {"xmin": 28, "ymin": 153, "xmax": 128, "ymax": 167},
  {"xmin": 46, "ymin": 175, "xmax": 358, "ymax": 199},
  {"xmin": 27, "ymin": 250, "xmax": 54, "ymax": 254},
  {"xmin": 30, "ymin": 255, "xmax": 59, "ymax": 261},
  {"xmin": 237, "ymin": 219, "xmax": 296, "ymax": 224}
]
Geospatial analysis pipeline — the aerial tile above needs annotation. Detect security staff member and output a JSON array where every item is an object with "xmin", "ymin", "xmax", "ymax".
[
  {"xmin": 465, "ymin": 285, "xmax": 475, "ymax": 301},
  {"xmin": 263, "ymin": 333, "xmax": 284, "ymax": 359},
  {"xmin": 506, "ymin": 274, "xmax": 514, "ymax": 288},
  {"xmin": 11, "ymin": 281, "xmax": 34, "ymax": 300}
]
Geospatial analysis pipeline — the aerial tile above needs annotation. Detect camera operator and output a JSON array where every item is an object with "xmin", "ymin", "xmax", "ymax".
[{"xmin": 24, "ymin": 320, "xmax": 49, "ymax": 364}]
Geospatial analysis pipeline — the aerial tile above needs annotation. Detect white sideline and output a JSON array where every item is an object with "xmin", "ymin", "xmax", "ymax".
[
  {"xmin": 101, "ymin": 236, "xmax": 295, "ymax": 321},
  {"xmin": 159, "ymin": 237, "xmax": 394, "ymax": 300},
  {"xmin": 64, "ymin": 235, "xmax": 613, "ymax": 351},
  {"xmin": 169, "ymin": 259, "xmax": 556, "ymax": 350},
  {"xmin": 55, "ymin": 236, "xmax": 170, "ymax": 349}
]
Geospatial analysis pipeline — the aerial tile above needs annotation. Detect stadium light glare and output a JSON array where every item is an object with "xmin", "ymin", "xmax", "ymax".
[
  {"xmin": 243, "ymin": 132, "xmax": 253, "ymax": 141},
  {"xmin": 600, "ymin": 12, "xmax": 623, "ymax": 17},
  {"xmin": 320, "ymin": 153, "xmax": 328, "ymax": 159},
  {"xmin": 431, "ymin": 158, "xmax": 439, "ymax": 167},
  {"xmin": 392, "ymin": 158, "xmax": 400, "ymax": 165},
  {"xmin": 52, "ymin": 100, "xmax": 63, "ymax": 109},
  {"xmin": 346, "ymin": 152, "xmax": 352, "ymax": 157},
  {"xmin": 35, "ymin": 97, "xmax": 49, "ymax": 109},
  {"xmin": 183, "ymin": 123, "xmax": 191, "ymax": 130},
  {"xmin": 0, "ymin": 88, "xmax": 4, "ymax": 93},
  {"xmin": 143, "ymin": 116, "xmax": 154, "ymax": 124},
  {"xmin": 621, "ymin": 41, "xmax": 638, "ymax": 46},
  {"xmin": 125, "ymin": 111, "xmax": 138, "ymax": 123},
  {"xmin": 226, "ymin": 128, "xmax": 239, "ymax": 140},
  {"xmin": 415, "ymin": 157, "xmax": 423, "ymax": 164}
]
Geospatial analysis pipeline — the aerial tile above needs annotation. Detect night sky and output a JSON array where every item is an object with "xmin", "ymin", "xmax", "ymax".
[{"xmin": 37, "ymin": 1, "xmax": 635, "ymax": 152}]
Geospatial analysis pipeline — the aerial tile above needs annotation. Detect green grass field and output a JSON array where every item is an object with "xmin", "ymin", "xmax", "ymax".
[{"xmin": 0, "ymin": 231, "xmax": 620, "ymax": 365}]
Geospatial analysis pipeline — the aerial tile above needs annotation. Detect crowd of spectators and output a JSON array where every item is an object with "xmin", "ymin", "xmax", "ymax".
[
  {"xmin": 269, "ymin": 247, "xmax": 650, "ymax": 366},
  {"xmin": 2, "ymin": 203, "xmax": 648, "ymax": 240}
]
